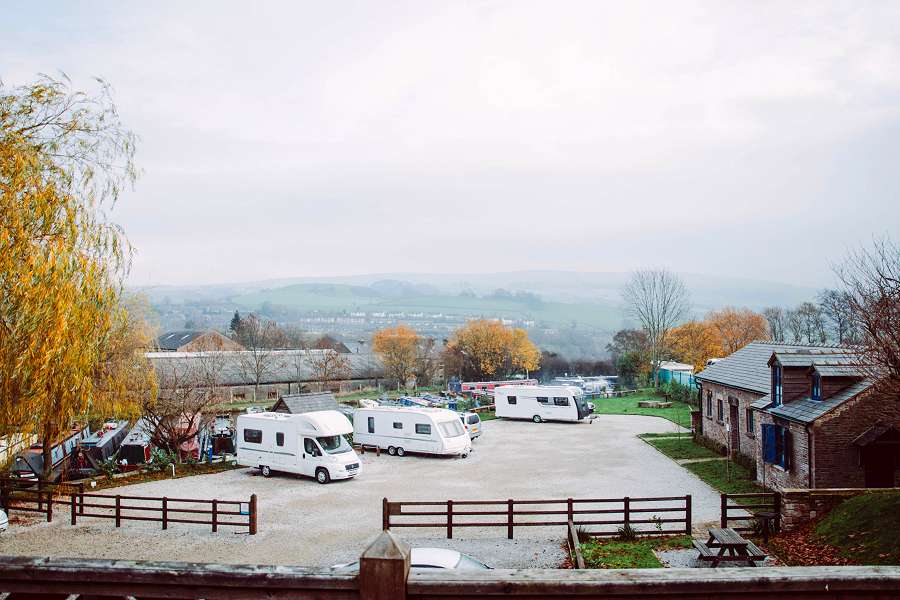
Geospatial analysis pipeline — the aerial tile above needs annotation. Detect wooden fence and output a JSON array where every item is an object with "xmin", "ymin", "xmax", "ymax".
[
  {"xmin": 383, "ymin": 495, "xmax": 692, "ymax": 539},
  {"xmin": 67, "ymin": 492, "xmax": 257, "ymax": 534},
  {"xmin": 0, "ymin": 477, "xmax": 256, "ymax": 534},
  {"xmin": 0, "ymin": 477, "xmax": 85, "ymax": 522},
  {"xmin": 720, "ymin": 492, "xmax": 780, "ymax": 534},
  {"xmin": 2, "ymin": 533, "xmax": 899, "ymax": 599}
]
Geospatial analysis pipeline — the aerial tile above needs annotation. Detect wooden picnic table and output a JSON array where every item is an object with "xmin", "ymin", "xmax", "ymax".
[{"xmin": 693, "ymin": 527, "xmax": 767, "ymax": 568}]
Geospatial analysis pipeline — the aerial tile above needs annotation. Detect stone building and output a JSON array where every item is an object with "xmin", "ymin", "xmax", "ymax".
[{"xmin": 695, "ymin": 341, "xmax": 899, "ymax": 490}]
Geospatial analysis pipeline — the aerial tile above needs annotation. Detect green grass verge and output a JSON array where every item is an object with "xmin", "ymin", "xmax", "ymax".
[
  {"xmin": 683, "ymin": 459, "xmax": 765, "ymax": 495},
  {"xmin": 592, "ymin": 393, "xmax": 693, "ymax": 428},
  {"xmin": 580, "ymin": 536, "xmax": 693, "ymax": 569},
  {"xmin": 814, "ymin": 490, "xmax": 900, "ymax": 565},
  {"xmin": 642, "ymin": 437, "xmax": 722, "ymax": 461}
]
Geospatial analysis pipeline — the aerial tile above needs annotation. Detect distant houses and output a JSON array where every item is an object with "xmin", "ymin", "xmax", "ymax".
[{"xmin": 695, "ymin": 341, "xmax": 900, "ymax": 490}]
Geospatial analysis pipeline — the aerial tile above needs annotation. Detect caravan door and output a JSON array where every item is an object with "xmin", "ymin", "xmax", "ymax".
[{"xmin": 300, "ymin": 437, "xmax": 326, "ymax": 477}]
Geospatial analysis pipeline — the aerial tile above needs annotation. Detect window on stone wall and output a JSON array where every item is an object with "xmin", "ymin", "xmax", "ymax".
[
  {"xmin": 745, "ymin": 408, "xmax": 755, "ymax": 435},
  {"xmin": 811, "ymin": 372, "xmax": 821, "ymax": 401},
  {"xmin": 772, "ymin": 364, "xmax": 783, "ymax": 406},
  {"xmin": 717, "ymin": 398, "xmax": 724, "ymax": 422},
  {"xmin": 706, "ymin": 391, "xmax": 713, "ymax": 418},
  {"xmin": 762, "ymin": 423, "xmax": 791, "ymax": 469}
]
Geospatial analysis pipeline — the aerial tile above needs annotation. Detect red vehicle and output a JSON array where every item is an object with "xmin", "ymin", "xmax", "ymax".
[{"xmin": 459, "ymin": 379, "xmax": 538, "ymax": 395}]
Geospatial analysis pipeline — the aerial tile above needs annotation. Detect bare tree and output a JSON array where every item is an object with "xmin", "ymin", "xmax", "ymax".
[
  {"xmin": 147, "ymin": 353, "xmax": 225, "ymax": 460},
  {"xmin": 235, "ymin": 314, "xmax": 287, "ymax": 400},
  {"xmin": 762, "ymin": 307, "xmax": 786, "ymax": 342},
  {"xmin": 415, "ymin": 337, "xmax": 441, "ymax": 387},
  {"xmin": 835, "ymin": 236, "xmax": 900, "ymax": 401},
  {"xmin": 818, "ymin": 289, "xmax": 859, "ymax": 345},
  {"xmin": 797, "ymin": 302, "xmax": 827, "ymax": 344},
  {"xmin": 785, "ymin": 308, "xmax": 804, "ymax": 343},
  {"xmin": 622, "ymin": 269, "xmax": 690, "ymax": 387},
  {"xmin": 304, "ymin": 349, "xmax": 351, "ymax": 392}
]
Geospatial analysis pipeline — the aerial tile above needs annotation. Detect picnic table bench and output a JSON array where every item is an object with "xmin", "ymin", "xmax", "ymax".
[{"xmin": 693, "ymin": 527, "xmax": 767, "ymax": 567}]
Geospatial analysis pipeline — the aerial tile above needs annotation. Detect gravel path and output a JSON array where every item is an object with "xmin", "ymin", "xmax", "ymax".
[{"xmin": 0, "ymin": 414, "xmax": 723, "ymax": 567}]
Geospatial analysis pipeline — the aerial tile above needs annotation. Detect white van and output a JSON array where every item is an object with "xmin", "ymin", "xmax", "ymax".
[
  {"xmin": 236, "ymin": 411, "xmax": 361, "ymax": 484},
  {"xmin": 353, "ymin": 407, "xmax": 472, "ymax": 457},
  {"xmin": 494, "ymin": 385, "xmax": 595, "ymax": 423}
]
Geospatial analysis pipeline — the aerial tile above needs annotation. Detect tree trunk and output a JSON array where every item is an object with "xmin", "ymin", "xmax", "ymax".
[{"xmin": 40, "ymin": 422, "xmax": 57, "ymax": 481}]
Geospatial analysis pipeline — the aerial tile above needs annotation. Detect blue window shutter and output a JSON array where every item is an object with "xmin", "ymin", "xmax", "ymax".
[{"xmin": 762, "ymin": 424, "xmax": 776, "ymax": 464}]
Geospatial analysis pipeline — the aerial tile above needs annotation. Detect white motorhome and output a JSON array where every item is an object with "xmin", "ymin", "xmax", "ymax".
[
  {"xmin": 353, "ymin": 407, "xmax": 472, "ymax": 457},
  {"xmin": 494, "ymin": 385, "xmax": 595, "ymax": 423},
  {"xmin": 236, "ymin": 411, "xmax": 360, "ymax": 484}
]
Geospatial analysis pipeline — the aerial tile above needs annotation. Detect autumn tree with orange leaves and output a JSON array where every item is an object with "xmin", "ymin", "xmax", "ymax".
[
  {"xmin": 666, "ymin": 321, "xmax": 722, "ymax": 372},
  {"xmin": 707, "ymin": 307, "xmax": 770, "ymax": 354},
  {"xmin": 0, "ymin": 76, "xmax": 156, "ymax": 478},
  {"xmin": 444, "ymin": 320, "xmax": 541, "ymax": 380},
  {"xmin": 372, "ymin": 325, "xmax": 421, "ymax": 386}
]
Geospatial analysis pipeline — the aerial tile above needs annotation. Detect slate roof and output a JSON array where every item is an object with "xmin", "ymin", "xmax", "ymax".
[
  {"xmin": 768, "ymin": 379, "xmax": 873, "ymax": 424},
  {"xmin": 772, "ymin": 351, "xmax": 855, "ymax": 368},
  {"xmin": 814, "ymin": 365, "xmax": 863, "ymax": 377},
  {"xmin": 852, "ymin": 424, "xmax": 900, "ymax": 447},
  {"xmin": 272, "ymin": 392, "xmax": 339, "ymax": 414},
  {"xmin": 157, "ymin": 330, "xmax": 207, "ymax": 351},
  {"xmin": 147, "ymin": 349, "xmax": 382, "ymax": 386},
  {"xmin": 750, "ymin": 393, "xmax": 773, "ymax": 410},
  {"xmin": 695, "ymin": 342, "xmax": 848, "ymax": 394}
]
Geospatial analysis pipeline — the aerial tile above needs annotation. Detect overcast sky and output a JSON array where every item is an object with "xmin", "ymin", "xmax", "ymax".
[{"xmin": 3, "ymin": 1, "xmax": 899, "ymax": 287}]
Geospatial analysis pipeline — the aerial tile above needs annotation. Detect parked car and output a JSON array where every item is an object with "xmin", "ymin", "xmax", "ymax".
[
  {"xmin": 333, "ymin": 548, "xmax": 491, "ymax": 571},
  {"xmin": 458, "ymin": 412, "xmax": 482, "ymax": 439},
  {"xmin": 0, "ymin": 509, "xmax": 8, "ymax": 534}
]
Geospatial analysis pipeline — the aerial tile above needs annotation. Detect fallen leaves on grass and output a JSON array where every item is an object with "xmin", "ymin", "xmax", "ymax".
[{"xmin": 767, "ymin": 520, "xmax": 853, "ymax": 566}]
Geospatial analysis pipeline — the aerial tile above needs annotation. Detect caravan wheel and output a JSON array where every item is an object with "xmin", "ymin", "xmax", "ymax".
[
  {"xmin": 261, "ymin": 465, "xmax": 271, "ymax": 478},
  {"xmin": 532, "ymin": 415, "xmax": 543, "ymax": 423},
  {"xmin": 387, "ymin": 446, "xmax": 396, "ymax": 456},
  {"xmin": 396, "ymin": 447, "xmax": 405, "ymax": 457},
  {"xmin": 315, "ymin": 468, "xmax": 330, "ymax": 484}
]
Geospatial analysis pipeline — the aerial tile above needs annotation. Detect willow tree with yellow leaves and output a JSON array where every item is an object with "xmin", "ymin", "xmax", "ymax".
[
  {"xmin": 0, "ymin": 76, "xmax": 156, "ymax": 479},
  {"xmin": 444, "ymin": 319, "xmax": 541, "ymax": 381}
]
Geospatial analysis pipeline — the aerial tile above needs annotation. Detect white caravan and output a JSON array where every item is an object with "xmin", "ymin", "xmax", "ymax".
[
  {"xmin": 353, "ymin": 407, "xmax": 472, "ymax": 457},
  {"xmin": 236, "ymin": 411, "xmax": 360, "ymax": 484},
  {"xmin": 494, "ymin": 385, "xmax": 595, "ymax": 423}
]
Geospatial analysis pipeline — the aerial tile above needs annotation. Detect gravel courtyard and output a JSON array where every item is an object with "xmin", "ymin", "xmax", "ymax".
[{"xmin": 0, "ymin": 415, "xmax": 722, "ymax": 568}]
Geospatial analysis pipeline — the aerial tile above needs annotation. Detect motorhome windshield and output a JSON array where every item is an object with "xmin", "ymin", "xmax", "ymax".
[
  {"xmin": 317, "ymin": 435, "xmax": 352, "ymax": 455},
  {"xmin": 438, "ymin": 420, "xmax": 465, "ymax": 438},
  {"xmin": 574, "ymin": 396, "xmax": 591, "ymax": 418}
]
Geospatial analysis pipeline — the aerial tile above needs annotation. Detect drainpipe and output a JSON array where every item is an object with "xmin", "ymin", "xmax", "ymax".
[{"xmin": 807, "ymin": 425, "xmax": 813, "ymax": 488}]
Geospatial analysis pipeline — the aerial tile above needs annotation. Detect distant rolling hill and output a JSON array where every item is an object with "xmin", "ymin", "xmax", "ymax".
[{"xmin": 231, "ymin": 283, "xmax": 625, "ymax": 329}]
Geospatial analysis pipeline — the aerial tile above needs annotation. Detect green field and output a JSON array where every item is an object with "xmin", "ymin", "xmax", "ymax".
[
  {"xmin": 815, "ymin": 490, "xmax": 900, "ymax": 565},
  {"xmin": 592, "ymin": 393, "xmax": 693, "ymax": 428},
  {"xmin": 231, "ymin": 283, "xmax": 623, "ymax": 329},
  {"xmin": 640, "ymin": 436, "xmax": 721, "ymax": 461},
  {"xmin": 580, "ymin": 536, "xmax": 693, "ymax": 569},
  {"xmin": 683, "ymin": 458, "xmax": 765, "ymax": 495}
]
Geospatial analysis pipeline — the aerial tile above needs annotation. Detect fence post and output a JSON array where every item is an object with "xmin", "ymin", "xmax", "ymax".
[
  {"xmin": 162, "ymin": 497, "xmax": 168, "ymax": 530},
  {"xmin": 720, "ymin": 494, "xmax": 728, "ymax": 528},
  {"xmin": 249, "ymin": 494, "xmax": 257, "ymax": 535},
  {"xmin": 46, "ymin": 491, "xmax": 53, "ymax": 523},
  {"xmin": 774, "ymin": 492, "xmax": 782, "ymax": 532},
  {"xmin": 360, "ymin": 530, "xmax": 410, "ymax": 600},
  {"xmin": 685, "ymin": 494, "xmax": 692, "ymax": 535},
  {"xmin": 507, "ymin": 499, "xmax": 514, "ymax": 539},
  {"xmin": 567, "ymin": 498, "xmax": 574, "ymax": 524},
  {"xmin": 212, "ymin": 499, "xmax": 218, "ymax": 533},
  {"xmin": 115, "ymin": 495, "xmax": 121, "ymax": 528},
  {"xmin": 447, "ymin": 500, "xmax": 453, "ymax": 539},
  {"xmin": 382, "ymin": 497, "xmax": 389, "ymax": 531},
  {"xmin": 70, "ymin": 494, "xmax": 77, "ymax": 525},
  {"xmin": 78, "ymin": 483, "xmax": 84, "ymax": 515},
  {"xmin": 624, "ymin": 497, "xmax": 630, "ymax": 529},
  {"xmin": 37, "ymin": 481, "xmax": 44, "ymax": 511}
]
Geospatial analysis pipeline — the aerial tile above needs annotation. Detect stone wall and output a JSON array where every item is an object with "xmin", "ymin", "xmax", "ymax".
[
  {"xmin": 778, "ymin": 488, "xmax": 896, "ymax": 532},
  {"xmin": 698, "ymin": 382, "xmax": 763, "ymax": 460},
  {"xmin": 755, "ymin": 412, "xmax": 810, "ymax": 490}
]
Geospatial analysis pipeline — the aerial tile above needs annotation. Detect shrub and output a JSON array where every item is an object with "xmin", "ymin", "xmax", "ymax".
[{"xmin": 616, "ymin": 523, "xmax": 638, "ymax": 541}]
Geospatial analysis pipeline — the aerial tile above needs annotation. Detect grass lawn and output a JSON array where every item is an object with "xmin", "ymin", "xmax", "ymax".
[
  {"xmin": 683, "ymin": 459, "xmax": 765, "ymax": 495},
  {"xmin": 641, "ymin": 436, "xmax": 722, "ymax": 461},
  {"xmin": 580, "ymin": 536, "xmax": 693, "ymax": 569},
  {"xmin": 592, "ymin": 393, "xmax": 693, "ymax": 428},
  {"xmin": 814, "ymin": 490, "xmax": 900, "ymax": 565}
]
